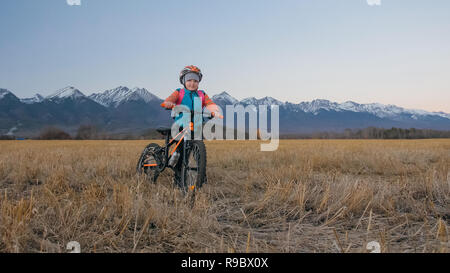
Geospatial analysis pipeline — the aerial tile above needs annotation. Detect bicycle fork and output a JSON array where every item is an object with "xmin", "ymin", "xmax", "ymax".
[{"xmin": 181, "ymin": 121, "xmax": 196, "ymax": 192}]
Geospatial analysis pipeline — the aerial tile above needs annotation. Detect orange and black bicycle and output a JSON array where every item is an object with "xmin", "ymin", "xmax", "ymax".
[{"xmin": 136, "ymin": 108, "xmax": 213, "ymax": 195}]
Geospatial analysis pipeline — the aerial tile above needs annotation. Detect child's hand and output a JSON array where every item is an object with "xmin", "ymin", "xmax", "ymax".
[
  {"xmin": 161, "ymin": 101, "xmax": 175, "ymax": 109},
  {"xmin": 211, "ymin": 112, "xmax": 224, "ymax": 119}
]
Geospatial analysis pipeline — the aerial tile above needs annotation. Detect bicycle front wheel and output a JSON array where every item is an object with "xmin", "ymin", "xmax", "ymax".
[{"xmin": 181, "ymin": 140, "xmax": 207, "ymax": 193}]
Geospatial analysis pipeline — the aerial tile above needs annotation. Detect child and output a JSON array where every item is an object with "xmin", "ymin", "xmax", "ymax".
[
  {"xmin": 160, "ymin": 65, "xmax": 221, "ymax": 185},
  {"xmin": 161, "ymin": 65, "xmax": 220, "ymax": 120}
]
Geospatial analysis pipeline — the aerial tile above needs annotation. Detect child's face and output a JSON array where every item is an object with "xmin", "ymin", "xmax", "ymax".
[{"xmin": 185, "ymin": 79, "xmax": 199, "ymax": 91}]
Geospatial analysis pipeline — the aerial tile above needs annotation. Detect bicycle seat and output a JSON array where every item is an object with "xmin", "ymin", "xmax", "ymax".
[{"xmin": 156, "ymin": 126, "xmax": 172, "ymax": 135}]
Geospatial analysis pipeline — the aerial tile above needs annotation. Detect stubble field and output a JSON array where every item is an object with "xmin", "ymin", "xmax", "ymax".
[{"xmin": 0, "ymin": 139, "xmax": 449, "ymax": 253}]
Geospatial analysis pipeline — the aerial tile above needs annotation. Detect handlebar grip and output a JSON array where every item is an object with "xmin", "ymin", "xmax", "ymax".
[
  {"xmin": 161, "ymin": 102, "xmax": 175, "ymax": 110},
  {"xmin": 210, "ymin": 112, "xmax": 224, "ymax": 119}
]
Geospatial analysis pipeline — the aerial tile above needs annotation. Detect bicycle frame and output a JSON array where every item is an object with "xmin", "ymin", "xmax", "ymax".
[
  {"xmin": 142, "ymin": 96, "xmax": 214, "ymax": 190},
  {"xmin": 147, "ymin": 95, "xmax": 211, "ymax": 168},
  {"xmin": 142, "ymin": 125, "xmax": 190, "ymax": 170}
]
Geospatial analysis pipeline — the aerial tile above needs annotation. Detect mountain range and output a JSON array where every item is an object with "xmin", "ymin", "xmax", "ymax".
[{"xmin": 1, "ymin": 87, "xmax": 449, "ymax": 137}]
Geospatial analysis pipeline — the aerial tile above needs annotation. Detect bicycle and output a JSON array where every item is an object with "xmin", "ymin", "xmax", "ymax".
[{"xmin": 136, "ymin": 107, "xmax": 215, "ymax": 196}]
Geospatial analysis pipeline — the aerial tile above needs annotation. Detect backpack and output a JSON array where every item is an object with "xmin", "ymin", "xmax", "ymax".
[{"xmin": 176, "ymin": 88, "xmax": 205, "ymax": 108}]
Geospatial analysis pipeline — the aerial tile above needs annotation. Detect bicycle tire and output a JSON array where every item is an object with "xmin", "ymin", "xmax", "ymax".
[
  {"xmin": 181, "ymin": 140, "xmax": 207, "ymax": 193},
  {"xmin": 136, "ymin": 143, "xmax": 162, "ymax": 182}
]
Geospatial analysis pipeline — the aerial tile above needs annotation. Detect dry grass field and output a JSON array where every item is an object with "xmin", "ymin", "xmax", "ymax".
[{"xmin": 0, "ymin": 139, "xmax": 449, "ymax": 253}]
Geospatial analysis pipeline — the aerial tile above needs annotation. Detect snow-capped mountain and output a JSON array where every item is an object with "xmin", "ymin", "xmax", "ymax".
[
  {"xmin": 241, "ymin": 96, "xmax": 285, "ymax": 106},
  {"xmin": 208, "ymin": 92, "xmax": 450, "ymax": 133},
  {"xmin": 1, "ymin": 86, "xmax": 450, "ymax": 136},
  {"xmin": 0, "ymin": 88, "xmax": 14, "ymax": 100},
  {"xmin": 212, "ymin": 91, "xmax": 239, "ymax": 105},
  {"xmin": 212, "ymin": 92, "xmax": 285, "ymax": 109},
  {"xmin": 21, "ymin": 93, "xmax": 44, "ymax": 104},
  {"xmin": 297, "ymin": 99, "xmax": 339, "ymax": 114},
  {"xmin": 88, "ymin": 86, "xmax": 161, "ymax": 107},
  {"xmin": 210, "ymin": 92, "xmax": 450, "ymax": 121},
  {"xmin": 294, "ymin": 99, "xmax": 450, "ymax": 120},
  {"xmin": 45, "ymin": 86, "xmax": 86, "ymax": 100}
]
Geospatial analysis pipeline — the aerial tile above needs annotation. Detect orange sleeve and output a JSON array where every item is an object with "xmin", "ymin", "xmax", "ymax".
[
  {"xmin": 203, "ymin": 93, "xmax": 220, "ymax": 113},
  {"xmin": 161, "ymin": 90, "xmax": 179, "ymax": 109}
]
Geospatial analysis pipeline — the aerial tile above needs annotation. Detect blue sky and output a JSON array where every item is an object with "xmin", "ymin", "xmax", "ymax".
[{"xmin": 1, "ymin": 0, "xmax": 449, "ymax": 112}]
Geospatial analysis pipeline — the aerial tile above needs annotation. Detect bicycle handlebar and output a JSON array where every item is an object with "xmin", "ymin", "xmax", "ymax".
[{"xmin": 164, "ymin": 105, "xmax": 223, "ymax": 119}]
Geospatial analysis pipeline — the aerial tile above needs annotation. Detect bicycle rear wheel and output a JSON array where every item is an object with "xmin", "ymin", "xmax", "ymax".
[{"xmin": 136, "ymin": 143, "xmax": 163, "ymax": 182}]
